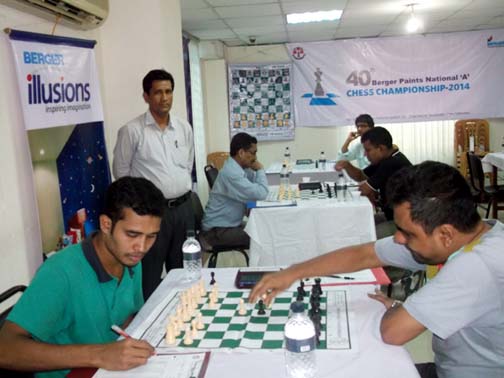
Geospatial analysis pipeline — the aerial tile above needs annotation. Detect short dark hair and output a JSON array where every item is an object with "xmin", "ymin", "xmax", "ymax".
[
  {"xmin": 387, "ymin": 161, "xmax": 480, "ymax": 234},
  {"xmin": 230, "ymin": 132, "xmax": 258, "ymax": 156},
  {"xmin": 103, "ymin": 177, "xmax": 165, "ymax": 226},
  {"xmin": 355, "ymin": 114, "xmax": 374, "ymax": 128},
  {"xmin": 361, "ymin": 126, "xmax": 392, "ymax": 149},
  {"xmin": 142, "ymin": 69, "xmax": 174, "ymax": 94}
]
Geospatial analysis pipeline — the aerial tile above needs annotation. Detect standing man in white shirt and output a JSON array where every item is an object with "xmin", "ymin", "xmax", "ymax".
[{"xmin": 113, "ymin": 69, "xmax": 194, "ymax": 299}]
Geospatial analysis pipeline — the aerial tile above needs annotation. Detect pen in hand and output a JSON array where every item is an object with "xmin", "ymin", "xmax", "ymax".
[{"xmin": 111, "ymin": 324, "xmax": 132, "ymax": 339}]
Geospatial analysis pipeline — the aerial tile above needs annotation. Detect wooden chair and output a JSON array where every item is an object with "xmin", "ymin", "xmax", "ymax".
[
  {"xmin": 204, "ymin": 165, "xmax": 219, "ymax": 189},
  {"xmin": 206, "ymin": 152, "xmax": 229, "ymax": 170},
  {"xmin": 191, "ymin": 192, "xmax": 249, "ymax": 268},
  {"xmin": 455, "ymin": 119, "xmax": 489, "ymax": 179},
  {"xmin": 467, "ymin": 152, "xmax": 504, "ymax": 218}
]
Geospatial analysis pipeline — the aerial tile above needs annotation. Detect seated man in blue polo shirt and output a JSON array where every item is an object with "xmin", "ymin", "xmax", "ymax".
[
  {"xmin": 202, "ymin": 132, "xmax": 269, "ymax": 247},
  {"xmin": 0, "ymin": 176, "xmax": 165, "ymax": 378}
]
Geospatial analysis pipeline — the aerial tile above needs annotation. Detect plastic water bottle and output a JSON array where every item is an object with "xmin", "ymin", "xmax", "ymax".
[
  {"xmin": 336, "ymin": 172, "xmax": 346, "ymax": 201},
  {"xmin": 182, "ymin": 230, "xmax": 202, "ymax": 282},
  {"xmin": 284, "ymin": 146, "xmax": 291, "ymax": 166},
  {"xmin": 284, "ymin": 301, "xmax": 316, "ymax": 378},
  {"xmin": 319, "ymin": 151, "xmax": 326, "ymax": 170},
  {"xmin": 280, "ymin": 163, "xmax": 290, "ymax": 189}
]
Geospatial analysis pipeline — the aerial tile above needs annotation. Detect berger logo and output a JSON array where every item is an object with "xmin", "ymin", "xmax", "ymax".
[
  {"xmin": 302, "ymin": 67, "xmax": 338, "ymax": 106},
  {"xmin": 27, "ymin": 74, "xmax": 91, "ymax": 105},
  {"xmin": 292, "ymin": 46, "xmax": 305, "ymax": 60}
]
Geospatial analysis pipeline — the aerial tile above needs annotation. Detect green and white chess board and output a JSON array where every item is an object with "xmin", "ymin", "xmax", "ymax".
[{"xmin": 138, "ymin": 289, "xmax": 351, "ymax": 351}]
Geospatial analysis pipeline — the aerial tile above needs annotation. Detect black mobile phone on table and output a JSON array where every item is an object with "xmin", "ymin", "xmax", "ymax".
[{"xmin": 235, "ymin": 270, "xmax": 278, "ymax": 289}]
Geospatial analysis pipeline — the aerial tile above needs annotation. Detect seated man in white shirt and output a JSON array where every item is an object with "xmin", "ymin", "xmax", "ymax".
[
  {"xmin": 201, "ymin": 133, "xmax": 268, "ymax": 247},
  {"xmin": 336, "ymin": 114, "xmax": 374, "ymax": 169}
]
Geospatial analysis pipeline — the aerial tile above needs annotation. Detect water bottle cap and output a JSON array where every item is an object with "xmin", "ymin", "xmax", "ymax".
[
  {"xmin": 290, "ymin": 301, "xmax": 305, "ymax": 313},
  {"xmin": 187, "ymin": 229, "xmax": 196, "ymax": 238},
  {"xmin": 282, "ymin": 163, "xmax": 287, "ymax": 167}
]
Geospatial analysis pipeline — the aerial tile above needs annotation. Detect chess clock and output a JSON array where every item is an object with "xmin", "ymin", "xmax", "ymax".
[{"xmin": 235, "ymin": 270, "xmax": 278, "ymax": 289}]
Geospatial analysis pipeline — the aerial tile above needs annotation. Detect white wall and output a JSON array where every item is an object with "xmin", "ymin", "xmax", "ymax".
[
  {"xmin": 203, "ymin": 44, "xmax": 504, "ymax": 168},
  {"xmin": 0, "ymin": 0, "xmax": 186, "ymax": 297},
  {"xmin": 0, "ymin": 4, "xmax": 101, "ymax": 295}
]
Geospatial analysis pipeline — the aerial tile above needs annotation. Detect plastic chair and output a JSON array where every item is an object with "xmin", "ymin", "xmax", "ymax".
[
  {"xmin": 467, "ymin": 152, "xmax": 504, "ymax": 218},
  {"xmin": 0, "ymin": 285, "xmax": 34, "ymax": 378},
  {"xmin": 190, "ymin": 192, "xmax": 249, "ymax": 268},
  {"xmin": 204, "ymin": 165, "xmax": 219, "ymax": 189}
]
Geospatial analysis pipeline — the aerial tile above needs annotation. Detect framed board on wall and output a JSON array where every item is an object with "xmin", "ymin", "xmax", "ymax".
[{"xmin": 228, "ymin": 63, "xmax": 294, "ymax": 141}]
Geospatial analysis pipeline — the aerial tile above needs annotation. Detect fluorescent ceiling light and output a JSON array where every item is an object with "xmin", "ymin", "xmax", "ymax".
[{"xmin": 287, "ymin": 10, "xmax": 342, "ymax": 24}]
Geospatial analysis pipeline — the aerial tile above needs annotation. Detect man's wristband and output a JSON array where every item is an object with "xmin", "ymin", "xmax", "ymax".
[{"xmin": 390, "ymin": 300, "xmax": 403, "ymax": 309}]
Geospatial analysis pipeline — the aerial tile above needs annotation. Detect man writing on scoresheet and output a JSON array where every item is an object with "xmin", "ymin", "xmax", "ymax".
[
  {"xmin": 250, "ymin": 161, "xmax": 504, "ymax": 378},
  {"xmin": 0, "ymin": 177, "xmax": 165, "ymax": 377}
]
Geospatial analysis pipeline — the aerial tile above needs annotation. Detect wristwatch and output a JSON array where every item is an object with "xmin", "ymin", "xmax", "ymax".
[{"xmin": 390, "ymin": 300, "xmax": 403, "ymax": 309}]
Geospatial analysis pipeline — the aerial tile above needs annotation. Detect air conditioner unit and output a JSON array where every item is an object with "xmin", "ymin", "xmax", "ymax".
[{"xmin": 1, "ymin": 0, "xmax": 109, "ymax": 30}]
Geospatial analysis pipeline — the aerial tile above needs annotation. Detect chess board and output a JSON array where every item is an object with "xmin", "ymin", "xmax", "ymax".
[
  {"xmin": 268, "ymin": 185, "xmax": 356, "ymax": 201},
  {"xmin": 136, "ymin": 290, "xmax": 351, "ymax": 351},
  {"xmin": 228, "ymin": 64, "xmax": 294, "ymax": 141}
]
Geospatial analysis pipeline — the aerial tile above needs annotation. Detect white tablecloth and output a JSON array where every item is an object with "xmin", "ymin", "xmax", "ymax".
[
  {"xmin": 482, "ymin": 152, "xmax": 504, "ymax": 173},
  {"xmin": 245, "ymin": 197, "xmax": 376, "ymax": 267},
  {"xmin": 127, "ymin": 268, "xmax": 419, "ymax": 378}
]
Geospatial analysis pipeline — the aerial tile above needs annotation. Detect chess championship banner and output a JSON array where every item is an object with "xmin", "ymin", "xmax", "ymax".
[
  {"xmin": 8, "ymin": 29, "xmax": 104, "ymax": 130},
  {"xmin": 287, "ymin": 29, "xmax": 504, "ymax": 127},
  {"xmin": 228, "ymin": 63, "xmax": 294, "ymax": 141}
]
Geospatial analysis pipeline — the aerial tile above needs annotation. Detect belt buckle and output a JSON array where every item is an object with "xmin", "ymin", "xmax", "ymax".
[{"xmin": 166, "ymin": 198, "xmax": 177, "ymax": 208}]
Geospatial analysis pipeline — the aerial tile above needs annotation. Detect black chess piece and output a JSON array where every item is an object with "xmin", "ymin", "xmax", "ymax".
[
  {"xmin": 314, "ymin": 278, "xmax": 323, "ymax": 294},
  {"xmin": 326, "ymin": 184, "xmax": 332, "ymax": 198},
  {"xmin": 334, "ymin": 183, "xmax": 338, "ymax": 198},
  {"xmin": 300, "ymin": 281, "xmax": 306, "ymax": 296},
  {"xmin": 210, "ymin": 272, "xmax": 216, "ymax": 285},
  {"xmin": 257, "ymin": 299, "xmax": 266, "ymax": 315}
]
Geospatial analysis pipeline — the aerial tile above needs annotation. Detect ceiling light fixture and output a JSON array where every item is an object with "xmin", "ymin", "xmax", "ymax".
[
  {"xmin": 406, "ymin": 4, "xmax": 422, "ymax": 33},
  {"xmin": 287, "ymin": 9, "xmax": 342, "ymax": 24}
]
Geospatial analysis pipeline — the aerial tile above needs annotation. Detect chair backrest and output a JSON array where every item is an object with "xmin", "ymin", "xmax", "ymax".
[
  {"xmin": 207, "ymin": 152, "xmax": 229, "ymax": 170},
  {"xmin": 204, "ymin": 165, "xmax": 219, "ymax": 189},
  {"xmin": 190, "ymin": 191, "xmax": 204, "ymax": 234},
  {"xmin": 466, "ymin": 152, "xmax": 486, "ymax": 193},
  {"xmin": 0, "ymin": 285, "xmax": 26, "ymax": 328}
]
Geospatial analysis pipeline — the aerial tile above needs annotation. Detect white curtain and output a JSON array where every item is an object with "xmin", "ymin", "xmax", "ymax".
[{"xmin": 329, "ymin": 120, "xmax": 455, "ymax": 166}]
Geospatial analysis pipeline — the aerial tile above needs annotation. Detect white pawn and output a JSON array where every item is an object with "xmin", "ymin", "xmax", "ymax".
[
  {"xmin": 165, "ymin": 323, "xmax": 176, "ymax": 345},
  {"xmin": 196, "ymin": 312, "xmax": 205, "ymax": 330},
  {"xmin": 199, "ymin": 279, "xmax": 206, "ymax": 296},
  {"xmin": 238, "ymin": 298, "xmax": 247, "ymax": 316},
  {"xmin": 191, "ymin": 319, "xmax": 198, "ymax": 338},
  {"xmin": 183, "ymin": 324, "xmax": 193, "ymax": 345}
]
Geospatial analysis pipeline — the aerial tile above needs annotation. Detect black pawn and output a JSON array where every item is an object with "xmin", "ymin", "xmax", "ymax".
[
  {"xmin": 300, "ymin": 280, "xmax": 306, "ymax": 296},
  {"xmin": 314, "ymin": 277, "xmax": 323, "ymax": 294},
  {"xmin": 210, "ymin": 272, "xmax": 216, "ymax": 285},
  {"xmin": 257, "ymin": 299, "xmax": 266, "ymax": 315}
]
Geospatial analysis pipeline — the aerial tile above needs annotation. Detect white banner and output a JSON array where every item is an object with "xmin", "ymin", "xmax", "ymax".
[
  {"xmin": 287, "ymin": 29, "xmax": 504, "ymax": 127},
  {"xmin": 9, "ymin": 32, "xmax": 104, "ymax": 130}
]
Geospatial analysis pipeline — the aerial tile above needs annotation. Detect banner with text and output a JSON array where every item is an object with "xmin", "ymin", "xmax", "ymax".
[
  {"xmin": 9, "ymin": 30, "xmax": 104, "ymax": 130},
  {"xmin": 287, "ymin": 29, "xmax": 504, "ymax": 127}
]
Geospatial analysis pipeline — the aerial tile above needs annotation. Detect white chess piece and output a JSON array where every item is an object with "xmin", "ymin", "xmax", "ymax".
[
  {"xmin": 196, "ymin": 312, "xmax": 205, "ymax": 330},
  {"xmin": 183, "ymin": 324, "xmax": 193, "ymax": 345},
  {"xmin": 238, "ymin": 298, "xmax": 247, "ymax": 316},
  {"xmin": 165, "ymin": 323, "xmax": 176, "ymax": 345},
  {"xmin": 191, "ymin": 320, "xmax": 198, "ymax": 338}
]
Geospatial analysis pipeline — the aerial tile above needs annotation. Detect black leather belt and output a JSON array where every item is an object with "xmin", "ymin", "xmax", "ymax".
[{"xmin": 165, "ymin": 191, "xmax": 191, "ymax": 208}]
